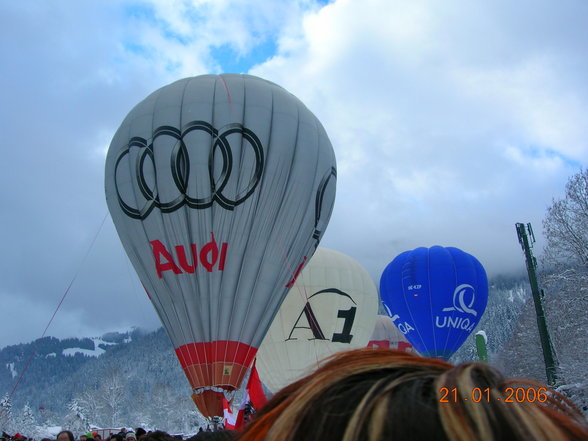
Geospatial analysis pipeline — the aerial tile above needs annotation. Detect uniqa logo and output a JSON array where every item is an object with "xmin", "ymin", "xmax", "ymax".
[
  {"xmin": 435, "ymin": 316, "xmax": 476, "ymax": 332},
  {"xmin": 442, "ymin": 284, "xmax": 478, "ymax": 316},
  {"xmin": 382, "ymin": 307, "xmax": 415, "ymax": 336},
  {"xmin": 435, "ymin": 283, "xmax": 478, "ymax": 331}
]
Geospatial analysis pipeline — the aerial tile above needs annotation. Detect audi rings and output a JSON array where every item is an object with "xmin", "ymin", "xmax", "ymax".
[
  {"xmin": 114, "ymin": 121, "xmax": 265, "ymax": 220},
  {"xmin": 313, "ymin": 166, "xmax": 337, "ymax": 242}
]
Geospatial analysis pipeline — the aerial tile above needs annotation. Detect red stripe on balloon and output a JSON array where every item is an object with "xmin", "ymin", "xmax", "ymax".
[{"xmin": 176, "ymin": 341, "xmax": 257, "ymax": 370}]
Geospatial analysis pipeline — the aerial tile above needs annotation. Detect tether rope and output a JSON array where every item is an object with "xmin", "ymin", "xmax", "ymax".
[{"xmin": 9, "ymin": 212, "xmax": 109, "ymax": 400}]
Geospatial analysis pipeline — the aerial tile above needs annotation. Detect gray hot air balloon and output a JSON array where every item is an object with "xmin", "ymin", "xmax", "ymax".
[{"xmin": 104, "ymin": 74, "xmax": 336, "ymax": 417}]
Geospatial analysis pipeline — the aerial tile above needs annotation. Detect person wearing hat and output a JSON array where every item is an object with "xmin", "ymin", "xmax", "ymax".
[{"xmin": 125, "ymin": 432, "xmax": 137, "ymax": 441}]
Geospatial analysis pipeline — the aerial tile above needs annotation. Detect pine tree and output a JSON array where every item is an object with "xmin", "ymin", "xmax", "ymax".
[
  {"xmin": 97, "ymin": 366, "xmax": 126, "ymax": 427},
  {"xmin": 64, "ymin": 398, "xmax": 89, "ymax": 435},
  {"xmin": 453, "ymin": 278, "xmax": 529, "ymax": 364},
  {"xmin": 74, "ymin": 388, "xmax": 103, "ymax": 428},
  {"xmin": 0, "ymin": 393, "xmax": 13, "ymax": 433},
  {"xmin": 14, "ymin": 403, "xmax": 39, "ymax": 438},
  {"xmin": 540, "ymin": 168, "xmax": 588, "ymax": 412}
]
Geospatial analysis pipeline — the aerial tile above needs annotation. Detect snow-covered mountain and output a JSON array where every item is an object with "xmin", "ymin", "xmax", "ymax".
[{"xmin": 0, "ymin": 328, "xmax": 202, "ymax": 436}]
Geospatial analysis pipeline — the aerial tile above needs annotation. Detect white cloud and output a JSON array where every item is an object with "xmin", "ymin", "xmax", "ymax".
[
  {"xmin": 253, "ymin": 0, "xmax": 586, "ymax": 278},
  {"xmin": 0, "ymin": 292, "xmax": 95, "ymax": 348},
  {"xmin": 1, "ymin": 0, "xmax": 587, "ymax": 347},
  {"xmin": 454, "ymin": 56, "xmax": 588, "ymax": 162}
]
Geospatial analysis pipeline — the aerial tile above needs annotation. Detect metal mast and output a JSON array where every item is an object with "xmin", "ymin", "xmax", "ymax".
[{"xmin": 515, "ymin": 222, "xmax": 558, "ymax": 385}]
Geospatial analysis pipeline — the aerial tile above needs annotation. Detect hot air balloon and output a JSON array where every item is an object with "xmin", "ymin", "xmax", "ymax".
[
  {"xmin": 367, "ymin": 314, "xmax": 413, "ymax": 352},
  {"xmin": 256, "ymin": 248, "xmax": 378, "ymax": 393},
  {"xmin": 104, "ymin": 74, "xmax": 336, "ymax": 417},
  {"xmin": 379, "ymin": 246, "xmax": 488, "ymax": 360}
]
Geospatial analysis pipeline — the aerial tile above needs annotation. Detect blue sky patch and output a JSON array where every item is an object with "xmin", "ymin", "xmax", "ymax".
[
  {"xmin": 124, "ymin": 3, "xmax": 157, "ymax": 22},
  {"xmin": 211, "ymin": 38, "xmax": 278, "ymax": 74},
  {"xmin": 526, "ymin": 145, "xmax": 581, "ymax": 168}
]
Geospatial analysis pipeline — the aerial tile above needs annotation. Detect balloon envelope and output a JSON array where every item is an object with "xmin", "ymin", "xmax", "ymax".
[
  {"xmin": 256, "ymin": 248, "xmax": 379, "ymax": 393},
  {"xmin": 105, "ymin": 74, "xmax": 336, "ymax": 416},
  {"xmin": 379, "ymin": 246, "xmax": 488, "ymax": 360},
  {"xmin": 367, "ymin": 314, "xmax": 413, "ymax": 352}
]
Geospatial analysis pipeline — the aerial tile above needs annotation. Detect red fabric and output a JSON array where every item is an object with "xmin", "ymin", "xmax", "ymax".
[
  {"xmin": 246, "ymin": 360, "xmax": 267, "ymax": 410},
  {"xmin": 397, "ymin": 341, "xmax": 413, "ymax": 351},
  {"xmin": 175, "ymin": 341, "xmax": 257, "ymax": 368},
  {"xmin": 367, "ymin": 340, "xmax": 413, "ymax": 351},
  {"xmin": 367, "ymin": 340, "xmax": 391, "ymax": 349}
]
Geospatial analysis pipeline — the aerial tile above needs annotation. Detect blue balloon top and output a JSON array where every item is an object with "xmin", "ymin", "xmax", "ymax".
[{"xmin": 379, "ymin": 246, "xmax": 488, "ymax": 360}]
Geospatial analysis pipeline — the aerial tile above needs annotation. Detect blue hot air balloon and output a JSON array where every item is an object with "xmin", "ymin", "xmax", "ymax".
[{"xmin": 379, "ymin": 246, "xmax": 488, "ymax": 360}]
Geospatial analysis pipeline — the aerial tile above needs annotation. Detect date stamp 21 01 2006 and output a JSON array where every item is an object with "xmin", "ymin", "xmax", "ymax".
[{"xmin": 439, "ymin": 387, "xmax": 549, "ymax": 404}]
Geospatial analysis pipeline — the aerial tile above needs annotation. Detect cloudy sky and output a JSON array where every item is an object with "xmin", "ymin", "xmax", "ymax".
[{"xmin": 1, "ymin": 0, "xmax": 587, "ymax": 348}]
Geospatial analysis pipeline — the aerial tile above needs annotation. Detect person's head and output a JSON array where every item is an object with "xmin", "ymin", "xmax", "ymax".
[
  {"xmin": 125, "ymin": 432, "xmax": 136, "ymax": 441},
  {"xmin": 186, "ymin": 430, "xmax": 236, "ymax": 441},
  {"xmin": 134, "ymin": 429, "xmax": 146, "ymax": 440},
  {"xmin": 142, "ymin": 431, "xmax": 175, "ymax": 441},
  {"xmin": 236, "ymin": 348, "xmax": 588, "ymax": 441},
  {"xmin": 57, "ymin": 431, "xmax": 75, "ymax": 441}
]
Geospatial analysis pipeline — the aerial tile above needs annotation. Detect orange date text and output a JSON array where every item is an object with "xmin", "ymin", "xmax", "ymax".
[{"xmin": 439, "ymin": 387, "xmax": 549, "ymax": 403}]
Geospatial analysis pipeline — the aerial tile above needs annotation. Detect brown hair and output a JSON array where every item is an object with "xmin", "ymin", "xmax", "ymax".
[
  {"xmin": 57, "ymin": 432, "xmax": 75, "ymax": 441},
  {"xmin": 236, "ymin": 348, "xmax": 588, "ymax": 441}
]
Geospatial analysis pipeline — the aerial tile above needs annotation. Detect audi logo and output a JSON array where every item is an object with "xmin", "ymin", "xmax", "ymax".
[
  {"xmin": 313, "ymin": 166, "xmax": 336, "ymax": 243},
  {"xmin": 114, "ymin": 121, "xmax": 265, "ymax": 219}
]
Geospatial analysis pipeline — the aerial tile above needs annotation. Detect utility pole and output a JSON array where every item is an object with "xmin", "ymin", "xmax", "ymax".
[{"xmin": 515, "ymin": 222, "xmax": 558, "ymax": 385}]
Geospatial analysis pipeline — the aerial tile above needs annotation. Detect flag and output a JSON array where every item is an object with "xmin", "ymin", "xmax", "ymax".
[
  {"xmin": 246, "ymin": 360, "xmax": 267, "ymax": 411},
  {"xmin": 222, "ymin": 397, "xmax": 244, "ymax": 430},
  {"xmin": 222, "ymin": 360, "xmax": 267, "ymax": 430}
]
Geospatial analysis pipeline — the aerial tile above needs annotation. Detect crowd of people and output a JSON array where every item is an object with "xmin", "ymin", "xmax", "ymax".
[
  {"xmin": 1, "ymin": 427, "xmax": 236, "ymax": 441},
  {"xmin": 2, "ymin": 348, "xmax": 588, "ymax": 441},
  {"xmin": 2, "ymin": 427, "xmax": 239, "ymax": 441}
]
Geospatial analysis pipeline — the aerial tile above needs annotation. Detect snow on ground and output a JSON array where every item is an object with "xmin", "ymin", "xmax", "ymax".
[
  {"xmin": 63, "ymin": 346, "xmax": 105, "ymax": 357},
  {"xmin": 44, "ymin": 426, "xmax": 64, "ymax": 437},
  {"xmin": 6, "ymin": 362, "xmax": 17, "ymax": 378},
  {"xmin": 92, "ymin": 336, "xmax": 118, "ymax": 349},
  {"xmin": 62, "ymin": 336, "xmax": 119, "ymax": 357}
]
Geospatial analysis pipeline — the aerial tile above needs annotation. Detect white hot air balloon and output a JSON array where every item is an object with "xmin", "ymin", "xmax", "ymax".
[
  {"xmin": 256, "ymin": 248, "xmax": 378, "ymax": 393},
  {"xmin": 367, "ymin": 314, "xmax": 413, "ymax": 352},
  {"xmin": 105, "ymin": 74, "xmax": 336, "ymax": 417}
]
